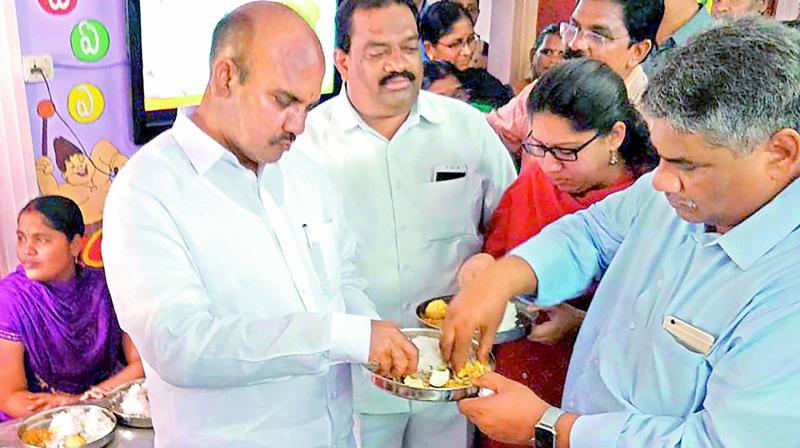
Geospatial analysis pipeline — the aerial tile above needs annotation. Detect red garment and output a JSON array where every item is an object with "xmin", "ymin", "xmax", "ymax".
[{"xmin": 480, "ymin": 162, "xmax": 633, "ymax": 448}]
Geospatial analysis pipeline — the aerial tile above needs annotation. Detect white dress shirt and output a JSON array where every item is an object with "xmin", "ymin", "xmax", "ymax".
[
  {"xmin": 295, "ymin": 89, "xmax": 516, "ymax": 414},
  {"xmin": 102, "ymin": 111, "xmax": 377, "ymax": 447}
]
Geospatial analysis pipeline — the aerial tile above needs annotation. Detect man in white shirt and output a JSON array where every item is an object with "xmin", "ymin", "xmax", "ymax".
[
  {"xmin": 102, "ymin": 3, "xmax": 417, "ymax": 447},
  {"xmin": 293, "ymin": 1, "xmax": 516, "ymax": 447}
]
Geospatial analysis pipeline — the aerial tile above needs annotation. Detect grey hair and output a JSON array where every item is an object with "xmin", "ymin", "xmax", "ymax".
[{"xmin": 641, "ymin": 16, "xmax": 800, "ymax": 155}]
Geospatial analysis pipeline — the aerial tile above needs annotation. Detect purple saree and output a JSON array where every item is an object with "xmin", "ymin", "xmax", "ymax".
[{"xmin": 0, "ymin": 266, "xmax": 124, "ymax": 421}]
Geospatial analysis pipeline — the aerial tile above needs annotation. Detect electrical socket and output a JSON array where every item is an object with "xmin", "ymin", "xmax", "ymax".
[{"xmin": 22, "ymin": 55, "xmax": 54, "ymax": 83}]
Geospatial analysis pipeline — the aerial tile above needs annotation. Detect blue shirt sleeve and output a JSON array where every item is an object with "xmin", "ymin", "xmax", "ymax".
[{"xmin": 509, "ymin": 173, "xmax": 656, "ymax": 307}]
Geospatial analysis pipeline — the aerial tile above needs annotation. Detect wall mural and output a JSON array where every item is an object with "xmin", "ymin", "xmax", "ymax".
[{"xmin": 17, "ymin": 0, "xmax": 139, "ymax": 267}]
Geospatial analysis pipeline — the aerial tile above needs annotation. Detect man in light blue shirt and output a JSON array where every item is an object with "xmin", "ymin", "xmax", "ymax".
[{"xmin": 441, "ymin": 17, "xmax": 800, "ymax": 448}]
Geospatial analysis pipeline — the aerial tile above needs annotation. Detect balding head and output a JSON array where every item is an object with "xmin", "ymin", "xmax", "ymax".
[
  {"xmin": 195, "ymin": 1, "xmax": 326, "ymax": 171},
  {"xmin": 209, "ymin": 1, "xmax": 324, "ymax": 84}
]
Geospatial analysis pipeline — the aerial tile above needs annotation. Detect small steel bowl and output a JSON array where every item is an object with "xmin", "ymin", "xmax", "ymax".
[
  {"xmin": 17, "ymin": 404, "xmax": 116, "ymax": 448},
  {"xmin": 415, "ymin": 296, "xmax": 534, "ymax": 344},
  {"xmin": 106, "ymin": 379, "xmax": 152, "ymax": 428},
  {"xmin": 362, "ymin": 328, "xmax": 496, "ymax": 402}
]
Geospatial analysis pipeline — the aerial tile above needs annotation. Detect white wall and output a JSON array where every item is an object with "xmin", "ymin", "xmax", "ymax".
[{"xmin": 0, "ymin": 0, "xmax": 37, "ymax": 276}]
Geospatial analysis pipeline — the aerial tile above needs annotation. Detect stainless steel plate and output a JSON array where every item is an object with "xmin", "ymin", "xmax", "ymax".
[
  {"xmin": 362, "ymin": 328, "xmax": 495, "ymax": 402},
  {"xmin": 106, "ymin": 379, "xmax": 152, "ymax": 428},
  {"xmin": 415, "ymin": 296, "xmax": 534, "ymax": 344},
  {"xmin": 17, "ymin": 404, "xmax": 116, "ymax": 448}
]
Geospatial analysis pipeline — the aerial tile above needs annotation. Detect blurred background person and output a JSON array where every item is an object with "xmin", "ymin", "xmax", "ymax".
[
  {"xmin": 490, "ymin": 0, "xmax": 664, "ymax": 168},
  {"xmin": 712, "ymin": 0, "xmax": 767, "ymax": 17},
  {"xmin": 451, "ymin": 0, "xmax": 489, "ymax": 68},
  {"xmin": 422, "ymin": 60, "xmax": 468, "ymax": 100},
  {"xmin": 421, "ymin": 0, "xmax": 480, "ymax": 71},
  {"xmin": 0, "ymin": 196, "xmax": 144, "ymax": 421}
]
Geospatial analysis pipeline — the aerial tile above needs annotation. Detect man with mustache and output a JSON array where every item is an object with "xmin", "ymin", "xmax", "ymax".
[
  {"xmin": 102, "ymin": 3, "xmax": 419, "ymax": 446},
  {"xmin": 293, "ymin": 1, "xmax": 515, "ymax": 447},
  {"xmin": 488, "ymin": 0, "xmax": 664, "ymax": 162},
  {"xmin": 442, "ymin": 17, "xmax": 800, "ymax": 448}
]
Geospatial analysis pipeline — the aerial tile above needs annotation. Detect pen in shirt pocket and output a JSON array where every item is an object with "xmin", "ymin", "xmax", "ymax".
[{"xmin": 302, "ymin": 224, "xmax": 311, "ymax": 247}]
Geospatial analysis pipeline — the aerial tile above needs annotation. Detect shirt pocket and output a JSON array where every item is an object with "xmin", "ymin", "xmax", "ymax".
[
  {"xmin": 305, "ymin": 221, "xmax": 342, "ymax": 299},
  {"xmin": 422, "ymin": 177, "xmax": 477, "ymax": 241}
]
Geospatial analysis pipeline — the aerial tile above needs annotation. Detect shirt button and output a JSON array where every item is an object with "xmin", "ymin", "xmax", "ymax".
[
  {"xmin": 628, "ymin": 321, "xmax": 636, "ymax": 331},
  {"xmin": 402, "ymin": 264, "xmax": 409, "ymax": 271},
  {"xmin": 593, "ymin": 357, "xmax": 599, "ymax": 366},
  {"xmin": 656, "ymin": 279, "xmax": 663, "ymax": 288},
  {"xmin": 521, "ymin": 372, "xmax": 528, "ymax": 380},
  {"xmin": 567, "ymin": 400, "xmax": 576, "ymax": 409},
  {"xmin": 403, "ymin": 302, "xmax": 412, "ymax": 310}
]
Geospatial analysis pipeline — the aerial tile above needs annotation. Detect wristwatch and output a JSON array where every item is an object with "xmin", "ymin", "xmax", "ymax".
[{"xmin": 529, "ymin": 406, "xmax": 565, "ymax": 448}]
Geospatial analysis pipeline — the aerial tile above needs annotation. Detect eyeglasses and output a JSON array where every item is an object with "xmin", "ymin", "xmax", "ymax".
[
  {"xmin": 559, "ymin": 22, "xmax": 627, "ymax": 49},
  {"xmin": 521, "ymin": 132, "xmax": 602, "ymax": 162},
  {"xmin": 437, "ymin": 33, "xmax": 481, "ymax": 51}
]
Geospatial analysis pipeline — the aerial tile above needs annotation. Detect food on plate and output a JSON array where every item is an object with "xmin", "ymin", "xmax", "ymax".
[
  {"xmin": 20, "ymin": 406, "xmax": 114, "ymax": 448},
  {"xmin": 398, "ymin": 335, "xmax": 489, "ymax": 389},
  {"xmin": 119, "ymin": 382, "xmax": 150, "ymax": 418},
  {"xmin": 20, "ymin": 428, "xmax": 52, "ymax": 447},
  {"xmin": 422, "ymin": 298, "xmax": 518, "ymax": 333},
  {"xmin": 424, "ymin": 298, "xmax": 448, "ymax": 321}
]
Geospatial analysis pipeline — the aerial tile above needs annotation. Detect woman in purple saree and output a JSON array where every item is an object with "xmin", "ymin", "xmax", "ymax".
[{"xmin": 0, "ymin": 196, "xmax": 143, "ymax": 421}]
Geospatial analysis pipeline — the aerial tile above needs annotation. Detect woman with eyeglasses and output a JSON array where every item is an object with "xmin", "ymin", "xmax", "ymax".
[
  {"xmin": 458, "ymin": 59, "xmax": 658, "ymax": 448},
  {"xmin": 420, "ymin": 1, "xmax": 482, "ymax": 71},
  {"xmin": 0, "ymin": 196, "xmax": 144, "ymax": 421}
]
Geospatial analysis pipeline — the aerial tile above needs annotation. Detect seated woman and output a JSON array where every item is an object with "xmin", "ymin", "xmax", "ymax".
[
  {"xmin": 457, "ymin": 59, "xmax": 658, "ymax": 448},
  {"xmin": 0, "ymin": 196, "xmax": 143, "ymax": 421}
]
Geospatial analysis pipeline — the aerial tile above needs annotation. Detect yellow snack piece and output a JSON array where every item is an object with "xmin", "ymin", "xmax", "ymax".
[
  {"xmin": 424, "ymin": 299, "xmax": 448, "ymax": 320},
  {"xmin": 64, "ymin": 434, "xmax": 87, "ymax": 448}
]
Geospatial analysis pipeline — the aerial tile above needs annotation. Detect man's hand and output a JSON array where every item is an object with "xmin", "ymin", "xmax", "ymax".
[
  {"xmin": 458, "ymin": 372, "xmax": 547, "ymax": 445},
  {"xmin": 528, "ymin": 304, "xmax": 585, "ymax": 345},
  {"xmin": 369, "ymin": 320, "xmax": 418, "ymax": 379},
  {"xmin": 442, "ymin": 256, "xmax": 538, "ymax": 369},
  {"xmin": 457, "ymin": 253, "xmax": 496, "ymax": 290}
]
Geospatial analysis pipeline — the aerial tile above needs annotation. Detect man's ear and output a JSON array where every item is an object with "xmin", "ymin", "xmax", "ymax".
[
  {"xmin": 208, "ymin": 57, "xmax": 239, "ymax": 97},
  {"xmin": 334, "ymin": 49, "xmax": 351, "ymax": 83},
  {"xmin": 762, "ymin": 128, "xmax": 800, "ymax": 181},
  {"xmin": 628, "ymin": 39, "xmax": 653, "ymax": 69}
]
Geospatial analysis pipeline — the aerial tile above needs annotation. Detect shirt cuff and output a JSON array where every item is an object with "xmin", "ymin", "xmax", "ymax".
[
  {"xmin": 329, "ymin": 312, "xmax": 372, "ymax": 364},
  {"xmin": 570, "ymin": 412, "xmax": 628, "ymax": 448}
]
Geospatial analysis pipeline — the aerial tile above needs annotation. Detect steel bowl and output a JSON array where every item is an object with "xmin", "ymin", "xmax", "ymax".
[
  {"xmin": 415, "ymin": 296, "xmax": 535, "ymax": 344},
  {"xmin": 106, "ymin": 379, "xmax": 152, "ymax": 428},
  {"xmin": 362, "ymin": 328, "xmax": 496, "ymax": 402},
  {"xmin": 17, "ymin": 404, "xmax": 116, "ymax": 448}
]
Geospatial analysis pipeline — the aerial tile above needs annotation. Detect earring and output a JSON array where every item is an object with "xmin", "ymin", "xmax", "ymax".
[{"xmin": 609, "ymin": 151, "xmax": 620, "ymax": 166}]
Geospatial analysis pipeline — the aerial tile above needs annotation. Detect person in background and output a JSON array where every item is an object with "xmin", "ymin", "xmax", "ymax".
[
  {"xmin": 102, "ymin": 3, "xmax": 417, "ymax": 447},
  {"xmin": 457, "ymin": 59, "xmax": 659, "ymax": 448},
  {"xmin": 0, "ymin": 196, "xmax": 144, "ymax": 421},
  {"xmin": 457, "ymin": 68, "xmax": 514, "ymax": 112},
  {"xmin": 444, "ymin": 17, "xmax": 800, "ymax": 448},
  {"xmin": 643, "ymin": 0, "xmax": 715, "ymax": 74},
  {"xmin": 293, "ymin": 0, "xmax": 516, "ymax": 446},
  {"xmin": 489, "ymin": 0, "xmax": 663, "ymax": 167},
  {"xmin": 421, "ymin": 1, "xmax": 480, "ymax": 71},
  {"xmin": 451, "ymin": 0, "xmax": 489, "ymax": 69},
  {"xmin": 525, "ymin": 23, "xmax": 565, "ymax": 87},
  {"xmin": 423, "ymin": 60, "xmax": 468, "ymax": 100},
  {"xmin": 712, "ymin": 0, "xmax": 767, "ymax": 17}
]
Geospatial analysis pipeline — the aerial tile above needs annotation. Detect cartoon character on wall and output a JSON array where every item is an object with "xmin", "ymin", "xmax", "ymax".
[{"xmin": 34, "ymin": 99, "xmax": 127, "ymax": 267}]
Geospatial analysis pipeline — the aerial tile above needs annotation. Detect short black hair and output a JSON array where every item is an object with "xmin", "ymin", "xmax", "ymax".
[
  {"xmin": 457, "ymin": 68, "xmax": 514, "ymax": 109},
  {"xmin": 420, "ymin": 1, "xmax": 473, "ymax": 44},
  {"xmin": 20, "ymin": 196, "xmax": 85, "ymax": 241},
  {"xmin": 534, "ymin": 23, "xmax": 561, "ymax": 51},
  {"xmin": 336, "ymin": 0, "xmax": 419, "ymax": 53},
  {"xmin": 423, "ymin": 60, "xmax": 460, "ymax": 89},
  {"xmin": 613, "ymin": 0, "xmax": 664, "ymax": 44}
]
